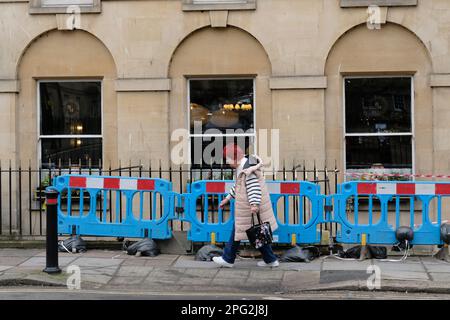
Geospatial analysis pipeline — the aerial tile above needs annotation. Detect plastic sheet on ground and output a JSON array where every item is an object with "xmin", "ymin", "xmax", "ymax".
[
  {"xmin": 123, "ymin": 238, "xmax": 160, "ymax": 257},
  {"xmin": 195, "ymin": 245, "xmax": 224, "ymax": 261}
]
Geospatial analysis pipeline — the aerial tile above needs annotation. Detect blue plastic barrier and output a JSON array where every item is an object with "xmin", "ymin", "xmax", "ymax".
[
  {"xmin": 50, "ymin": 174, "xmax": 447, "ymax": 247},
  {"xmin": 50, "ymin": 175, "xmax": 177, "ymax": 239},
  {"xmin": 178, "ymin": 180, "xmax": 325, "ymax": 245},
  {"xmin": 330, "ymin": 181, "xmax": 446, "ymax": 245}
]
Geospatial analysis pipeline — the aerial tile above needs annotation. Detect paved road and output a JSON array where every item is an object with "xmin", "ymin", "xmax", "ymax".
[
  {"xmin": 1, "ymin": 288, "xmax": 449, "ymax": 300},
  {"xmin": 2, "ymin": 249, "xmax": 450, "ymax": 297}
]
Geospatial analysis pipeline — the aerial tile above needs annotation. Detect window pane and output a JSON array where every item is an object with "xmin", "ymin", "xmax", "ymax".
[
  {"xmin": 189, "ymin": 79, "xmax": 254, "ymax": 134},
  {"xmin": 40, "ymin": 82, "xmax": 101, "ymax": 135},
  {"xmin": 345, "ymin": 77, "xmax": 411, "ymax": 133},
  {"xmin": 191, "ymin": 136, "xmax": 254, "ymax": 168},
  {"xmin": 41, "ymin": 138, "xmax": 102, "ymax": 168},
  {"xmin": 346, "ymin": 136, "xmax": 412, "ymax": 170}
]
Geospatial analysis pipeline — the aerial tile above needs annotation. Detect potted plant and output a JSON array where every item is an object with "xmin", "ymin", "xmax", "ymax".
[{"xmin": 34, "ymin": 175, "xmax": 52, "ymax": 201}]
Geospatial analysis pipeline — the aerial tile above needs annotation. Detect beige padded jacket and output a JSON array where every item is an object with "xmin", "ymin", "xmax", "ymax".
[{"xmin": 233, "ymin": 167, "xmax": 278, "ymax": 241}]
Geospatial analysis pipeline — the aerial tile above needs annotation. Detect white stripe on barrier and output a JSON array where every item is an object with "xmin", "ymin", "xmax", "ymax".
[
  {"xmin": 376, "ymin": 183, "xmax": 396, "ymax": 195},
  {"xmin": 120, "ymin": 179, "xmax": 138, "ymax": 190},
  {"xmin": 267, "ymin": 183, "xmax": 280, "ymax": 194},
  {"xmin": 415, "ymin": 184, "xmax": 435, "ymax": 195},
  {"xmin": 86, "ymin": 177, "xmax": 103, "ymax": 189}
]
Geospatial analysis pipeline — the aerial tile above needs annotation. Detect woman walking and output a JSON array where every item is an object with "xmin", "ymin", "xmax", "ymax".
[{"xmin": 212, "ymin": 143, "xmax": 279, "ymax": 268}]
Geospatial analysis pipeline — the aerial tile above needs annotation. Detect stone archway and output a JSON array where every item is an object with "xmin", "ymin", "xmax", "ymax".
[
  {"xmin": 324, "ymin": 23, "xmax": 432, "ymax": 179},
  {"xmin": 17, "ymin": 29, "xmax": 118, "ymax": 166},
  {"xmin": 168, "ymin": 26, "xmax": 272, "ymax": 162}
]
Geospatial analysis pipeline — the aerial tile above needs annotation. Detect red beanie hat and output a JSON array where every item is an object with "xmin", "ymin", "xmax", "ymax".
[{"xmin": 223, "ymin": 143, "xmax": 244, "ymax": 160}]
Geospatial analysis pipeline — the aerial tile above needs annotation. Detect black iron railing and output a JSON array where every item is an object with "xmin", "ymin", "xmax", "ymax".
[{"xmin": 0, "ymin": 159, "xmax": 340, "ymax": 239}]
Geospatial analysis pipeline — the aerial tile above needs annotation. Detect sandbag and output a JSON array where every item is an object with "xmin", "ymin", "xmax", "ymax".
[
  {"xmin": 304, "ymin": 246, "xmax": 321, "ymax": 260},
  {"xmin": 338, "ymin": 245, "xmax": 361, "ymax": 259},
  {"xmin": 368, "ymin": 245, "xmax": 387, "ymax": 259},
  {"xmin": 58, "ymin": 235, "xmax": 87, "ymax": 253},
  {"xmin": 123, "ymin": 238, "xmax": 160, "ymax": 257},
  {"xmin": 280, "ymin": 246, "xmax": 320, "ymax": 262},
  {"xmin": 338, "ymin": 245, "xmax": 387, "ymax": 259},
  {"xmin": 195, "ymin": 245, "xmax": 224, "ymax": 261},
  {"xmin": 441, "ymin": 223, "xmax": 450, "ymax": 245}
]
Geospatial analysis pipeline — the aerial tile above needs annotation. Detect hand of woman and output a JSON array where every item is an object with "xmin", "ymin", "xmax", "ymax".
[
  {"xmin": 219, "ymin": 198, "xmax": 230, "ymax": 209},
  {"xmin": 250, "ymin": 204, "xmax": 260, "ymax": 214},
  {"xmin": 243, "ymin": 155, "xmax": 264, "ymax": 175}
]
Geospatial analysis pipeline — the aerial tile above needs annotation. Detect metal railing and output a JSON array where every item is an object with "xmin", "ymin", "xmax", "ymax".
[{"xmin": 0, "ymin": 159, "xmax": 340, "ymax": 239}]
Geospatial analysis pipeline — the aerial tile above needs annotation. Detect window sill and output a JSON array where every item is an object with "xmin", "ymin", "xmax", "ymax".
[
  {"xmin": 182, "ymin": 0, "xmax": 256, "ymax": 11},
  {"xmin": 29, "ymin": 0, "xmax": 101, "ymax": 14},
  {"xmin": 340, "ymin": 0, "xmax": 417, "ymax": 7},
  {"xmin": 29, "ymin": 6, "xmax": 101, "ymax": 14}
]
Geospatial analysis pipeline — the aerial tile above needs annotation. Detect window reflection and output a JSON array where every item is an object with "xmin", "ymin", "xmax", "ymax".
[
  {"xmin": 41, "ymin": 138, "xmax": 102, "ymax": 168},
  {"xmin": 344, "ymin": 77, "xmax": 413, "ymax": 174},
  {"xmin": 39, "ymin": 81, "xmax": 102, "ymax": 168},
  {"xmin": 40, "ymin": 82, "xmax": 101, "ymax": 135},
  {"xmin": 345, "ymin": 78, "xmax": 411, "ymax": 134},
  {"xmin": 189, "ymin": 79, "xmax": 254, "ymax": 134},
  {"xmin": 346, "ymin": 136, "xmax": 412, "ymax": 170}
]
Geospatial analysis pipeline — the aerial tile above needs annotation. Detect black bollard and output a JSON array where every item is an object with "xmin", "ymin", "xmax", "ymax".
[{"xmin": 43, "ymin": 189, "xmax": 61, "ymax": 274}]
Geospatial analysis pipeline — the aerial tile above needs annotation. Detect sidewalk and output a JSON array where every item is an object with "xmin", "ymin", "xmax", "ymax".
[{"xmin": 0, "ymin": 248, "xmax": 449, "ymax": 295}]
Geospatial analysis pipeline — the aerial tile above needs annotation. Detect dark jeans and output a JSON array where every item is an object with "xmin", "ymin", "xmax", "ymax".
[{"xmin": 222, "ymin": 228, "xmax": 278, "ymax": 264}]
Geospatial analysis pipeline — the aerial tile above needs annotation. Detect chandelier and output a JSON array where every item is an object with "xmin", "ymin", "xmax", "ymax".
[{"xmin": 223, "ymin": 103, "xmax": 252, "ymax": 111}]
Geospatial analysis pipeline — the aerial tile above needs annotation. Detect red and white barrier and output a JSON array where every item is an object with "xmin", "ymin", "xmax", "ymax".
[
  {"xmin": 205, "ymin": 181, "xmax": 302, "ymax": 195},
  {"xmin": 205, "ymin": 182, "xmax": 235, "ymax": 194},
  {"xmin": 267, "ymin": 182, "xmax": 301, "ymax": 194},
  {"xmin": 357, "ymin": 182, "xmax": 450, "ymax": 195},
  {"xmin": 68, "ymin": 176, "xmax": 155, "ymax": 191}
]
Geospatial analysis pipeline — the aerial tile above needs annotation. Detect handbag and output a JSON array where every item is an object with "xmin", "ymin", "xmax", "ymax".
[{"xmin": 245, "ymin": 210, "xmax": 273, "ymax": 249}]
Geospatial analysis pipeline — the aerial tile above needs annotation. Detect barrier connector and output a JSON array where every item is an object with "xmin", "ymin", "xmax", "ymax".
[
  {"xmin": 291, "ymin": 234, "xmax": 297, "ymax": 246},
  {"xmin": 359, "ymin": 233, "xmax": 369, "ymax": 261},
  {"xmin": 211, "ymin": 232, "xmax": 216, "ymax": 245}
]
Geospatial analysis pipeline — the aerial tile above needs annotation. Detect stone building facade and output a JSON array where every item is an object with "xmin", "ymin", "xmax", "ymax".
[
  {"xmin": 1, "ymin": 0, "xmax": 449, "ymax": 174},
  {"xmin": 1, "ymin": 0, "xmax": 450, "ymax": 235}
]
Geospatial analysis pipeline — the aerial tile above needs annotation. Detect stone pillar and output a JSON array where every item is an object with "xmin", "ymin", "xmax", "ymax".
[
  {"xmin": 116, "ymin": 78, "xmax": 171, "ymax": 165},
  {"xmin": 431, "ymin": 74, "xmax": 450, "ymax": 223},
  {"xmin": 0, "ymin": 80, "xmax": 18, "ymax": 234},
  {"xmin": 270, "ymin": 76, "xmax": 327, "ymax": 168}
]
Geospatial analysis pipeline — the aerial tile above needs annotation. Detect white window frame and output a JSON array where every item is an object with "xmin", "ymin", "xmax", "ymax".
[
  {"xmin": 29, "ymin": 0, "xmax": 101, "ymax": 14},
  {"xmin": 37, "ymin": 79, "xmax": 104, "ymax": 169},
  {"xmin": 187, "ymin": 77, "xmax": 257, "ymax": 170},
  {"xmin": 182, "ymin": 0, "xmax": 256, "ymax": 11},
  {"xmin": 342, "ymin": 75, "xmax": 415, "ymax": 180},
  {"xmin": 41, "ymin": 0, "xmax": 94, "ymax": 7},
  {"xmin": 340, "ymin": 0, "xmax": 417, "ymax": 7}
]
